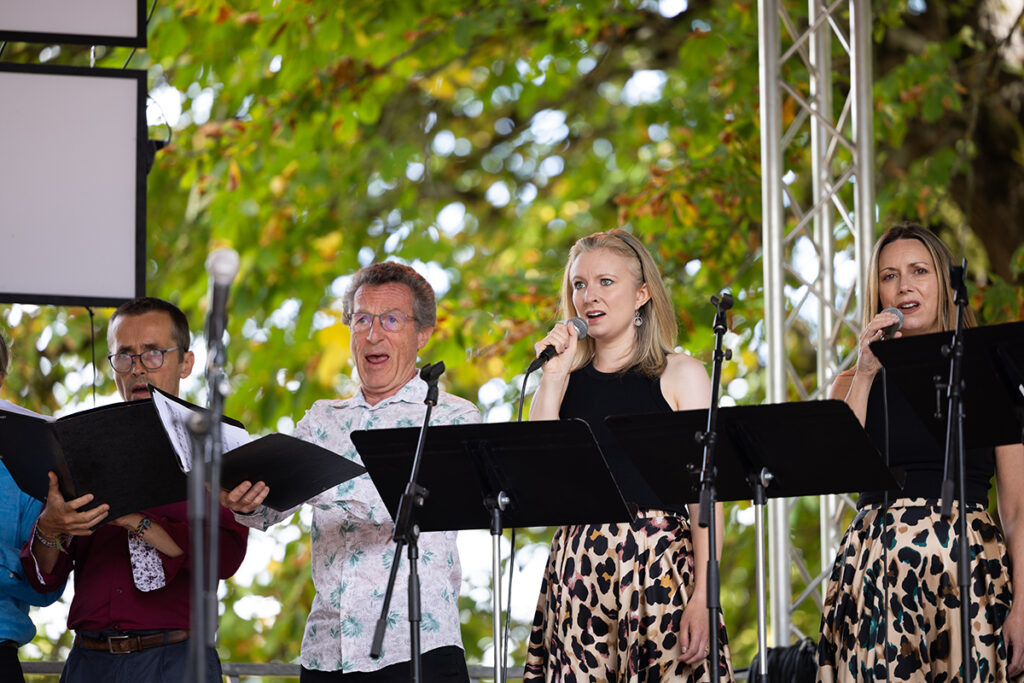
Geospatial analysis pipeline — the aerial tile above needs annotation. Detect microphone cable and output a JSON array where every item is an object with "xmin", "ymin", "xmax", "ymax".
[
  {"xmin": 502, "ymin": 367, "xmax": 539, "ymax": 680},
  {"xmin": 502, "ymin": 527, "xmax": 517, "ymax": 683},
  {"xmin": 747, "ymin": 636, "xmax": 816, "ymax": 681},
  {"xmin": 517, "ymin": 370, "xmax": 532, "ymax": 423}
]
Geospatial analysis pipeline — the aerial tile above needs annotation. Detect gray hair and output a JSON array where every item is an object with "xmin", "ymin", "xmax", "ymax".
[{"xmin": 342, "ymin": 262, "xmax": 437, "ymax": 329}]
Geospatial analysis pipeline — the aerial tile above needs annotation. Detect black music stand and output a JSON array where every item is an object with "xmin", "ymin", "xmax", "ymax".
[
  {"xmin": 869, "ymin": 320, "xmax": 1024, "ymax": 449},
  {"xmin": 351, "ymin": 418, "xmax": 631, "ymax": 682},
  {"xmin": 870, "ymin": 320, "xmax": 1024, "ymax": 680},
  {"xmin": 606, "ymin": 399, "xmax": 901, "ymax": 683}
]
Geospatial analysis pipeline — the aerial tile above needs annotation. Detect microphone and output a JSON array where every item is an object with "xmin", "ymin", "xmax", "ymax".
[
  {"xmin": 527, "ymin": 317, "xmax": 588, "ymax": 373},
  {"xmin": 205, "ymin": 248, "xmax": 240, "ymax": 357},
  {"xmin": 879, "ymin": 307, "xmax": 904, "ymax": 340}
]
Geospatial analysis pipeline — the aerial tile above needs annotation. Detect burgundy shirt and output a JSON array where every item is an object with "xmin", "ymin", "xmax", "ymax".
[{"xmin": 20, "ymin": 501, "xmax": 248, "ymax": 632}]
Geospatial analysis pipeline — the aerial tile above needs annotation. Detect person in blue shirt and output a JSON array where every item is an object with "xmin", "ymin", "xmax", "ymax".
[{"xmin": 0, "ymin": 331, "xmax": 66, "ymax": 683}]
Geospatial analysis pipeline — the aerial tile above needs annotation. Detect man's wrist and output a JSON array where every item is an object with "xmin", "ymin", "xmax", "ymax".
[
  {"xmin": 128, "ymin": 517, "xmax": 152, "ymax": 539},
  {"xmin": 35, "ymin": 516, "xmax": 62, "ymax": 539},
  {"xmin": 34, "ymin": 523, "xmax": 71, "ymax": 553}
]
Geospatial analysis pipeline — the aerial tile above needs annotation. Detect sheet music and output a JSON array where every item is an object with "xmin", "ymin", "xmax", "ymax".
[
  {"xmin": 0, "ymin": 398, "xmax": 56, "ymax": 421},
  {"xmin": 151, "ymin": 390, "xmax": 250, "ymax": 471}
]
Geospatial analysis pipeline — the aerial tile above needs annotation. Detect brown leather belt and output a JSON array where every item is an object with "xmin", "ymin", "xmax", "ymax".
[{"xmin": 75, "ymin": 630, "xmax": 189, "ymax": 654}]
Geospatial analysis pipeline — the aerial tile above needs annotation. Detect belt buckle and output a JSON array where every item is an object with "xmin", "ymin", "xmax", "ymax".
[{"xmin": 107, "ymin": 634, "xmax": 132, "ymax": 654}]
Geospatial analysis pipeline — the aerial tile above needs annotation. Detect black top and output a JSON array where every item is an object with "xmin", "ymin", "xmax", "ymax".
[
  {"xmin": 858, "ymin": 370, "xmax": 995, "ymax": 506},
  {"xmin": 560, "ymin": 362, "xmax": 682, "ymax": 513}
]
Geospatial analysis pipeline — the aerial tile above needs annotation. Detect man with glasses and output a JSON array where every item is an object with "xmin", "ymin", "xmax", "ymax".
[
  {"xmin": 21, "ymin": 297, "xmax": 249, "ymax": 682},
  {"xmin": 224, "ymin": 262, "xmax": 479, "ymax": 682}
]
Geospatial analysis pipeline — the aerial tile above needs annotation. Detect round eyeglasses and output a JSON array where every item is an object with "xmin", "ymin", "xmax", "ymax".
[
  {"xmin": 348, "ymin": 312, "xmax": 413, "ymax": 333},
  {"xmin": 107, "ymin": 347, "xmax": 179, "ymax": 374}
]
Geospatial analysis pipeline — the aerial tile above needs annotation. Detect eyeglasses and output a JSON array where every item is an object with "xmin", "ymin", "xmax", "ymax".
[
  {"xmin": 348, "ymin": 311, "xmax": 413, "ymax": 333},
  {"xmin": 107, "ymin": 347, "xmax": 179, "ymax": 374}
]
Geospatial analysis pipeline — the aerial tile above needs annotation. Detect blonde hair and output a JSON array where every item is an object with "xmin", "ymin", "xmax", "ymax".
[
  {"xmin": 863, "ymin": 222, "xmax": 976, "ymax": 331},
  {"xmin": 559, "ymin": 229, "xmax": 677, "ymax": 377}
]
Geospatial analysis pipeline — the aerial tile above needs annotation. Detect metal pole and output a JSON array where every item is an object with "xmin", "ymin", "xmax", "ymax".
[
  {"xmin": 753, "ymin": 472, "xmax": 771, "ymax": 683},
  {"xmin": 486, "ymin": 493, "xmax": 509, "ymax": 683},
  {"xmin": 757, "ymin": 0, "xmax": 792, "ymax": 648},
  {"xmin": 810, "ymin": 0, "xmax": 842, "ymax": 590},
  {"xmin": 186, "ymin": 416, "xmax": 211, "ymax": 683},
  {"xmin": 851, "ymin": 0, "xmax": 876, "ymax": 300},
  {"xmin": 491, "ymin": 531, "xmax": 502, "ymax": 683},
  {"xmin": 810, "ymin": 0, "xmax": 835, "ymax": 387}
]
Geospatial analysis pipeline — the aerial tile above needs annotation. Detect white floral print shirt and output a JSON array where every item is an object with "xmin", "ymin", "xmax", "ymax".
[{"xmin": 235, "ymin": 376, "xmax": 480, "ymax": 673}]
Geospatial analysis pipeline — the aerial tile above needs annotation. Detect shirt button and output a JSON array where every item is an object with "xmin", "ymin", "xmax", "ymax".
[{"xmin": 116, "ymin": 588, "xmax": 123, "ymax": 594}]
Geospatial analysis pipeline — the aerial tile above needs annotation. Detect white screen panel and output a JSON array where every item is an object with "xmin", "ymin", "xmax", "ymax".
[
  {"xmin": 0, "ymin": 65, "xmax": 145, "ymax": 306},
  {"xmin": 0, "ymin": 0, "xmax": 144, "ymax": 47}
]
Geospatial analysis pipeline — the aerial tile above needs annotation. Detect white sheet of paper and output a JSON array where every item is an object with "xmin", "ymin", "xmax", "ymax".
[
  {"xmin": 0, "ymin": 398, "xmax": 56, "ymax": 421},
  {"xmin": 151, "ymin": 390, "xmax": 250, "ymax": 472}
]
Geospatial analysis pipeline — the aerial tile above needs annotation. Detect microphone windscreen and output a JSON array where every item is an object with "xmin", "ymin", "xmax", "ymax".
[
  {"xmin": 568, "ymin": 317, "xmax": 588, "ymax": 340},
  {"xmin": 880, "ymin": 306, "xmax": 904, "ymax": 330},
  {"xmin": 206, "ymin": 248, "xmax": 240, "ymax": 286}
]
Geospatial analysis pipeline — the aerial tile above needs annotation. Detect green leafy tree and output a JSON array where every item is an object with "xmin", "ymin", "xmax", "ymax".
[{"xmin": 2, "ymin": 0, "xmax": 1022, "ymax": 677}]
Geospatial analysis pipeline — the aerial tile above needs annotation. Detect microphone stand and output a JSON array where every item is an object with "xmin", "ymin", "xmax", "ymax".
[
  {"xmin": 186, "ymin": 248, "xmax": 237, "ymax": 683},
  {"xmin": 186, "ymin": 328, "xmax": 227, "ymax": 683},
  {"xmin": 370, "ymin": 362, "xmax": 445, "ymax": 681},
  {"xmin": 186, "ymin": 409, "xmax": 212, "ymax": 683},
  {"xmin": 937, "ymin": 260, "xmax": 973, "ymax": 680},
  {"xmin": 694, "ymin": 292, "xmax": 732, "ymax": 683}
]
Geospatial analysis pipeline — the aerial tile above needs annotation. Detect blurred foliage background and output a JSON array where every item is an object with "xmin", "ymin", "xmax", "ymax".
[{"xmin": 2, "ymin": 0, "xmax": 1023, "ymax": 680}]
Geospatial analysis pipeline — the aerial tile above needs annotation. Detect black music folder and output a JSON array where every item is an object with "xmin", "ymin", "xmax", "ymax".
[
  {"xmin": 219, "ymin": 432, "xmax": 366, "ymax": 512},
  {"xmin": 0, "ymin": 388, "xmax": 364, "ymax": 520}
]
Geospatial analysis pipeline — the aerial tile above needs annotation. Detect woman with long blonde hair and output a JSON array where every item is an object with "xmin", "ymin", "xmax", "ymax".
[
  {"xmin": 817, "ymin": 223, "xmax": 1024, "ymax": 681},
  {"xmin": 523, "ymin": 229, "xmax": 734, "ymax": 682}
]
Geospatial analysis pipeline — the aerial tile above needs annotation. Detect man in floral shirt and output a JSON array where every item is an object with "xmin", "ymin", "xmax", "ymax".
[{"xmin": 225, "ymin": 262, "xmax": 479, "ymax": 681}]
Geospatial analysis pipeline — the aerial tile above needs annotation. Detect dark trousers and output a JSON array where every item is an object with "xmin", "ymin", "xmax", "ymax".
[
  {"xmin": 59, "ymin": 637, "xmax": 222, "ymax": 683},
  {"xmin": 0, "ymin": 642, "xmax": 25, "ymax": 683},
  {"xmin": 299, "ymin": 645, "xmax": 469, "ymax": 682}
]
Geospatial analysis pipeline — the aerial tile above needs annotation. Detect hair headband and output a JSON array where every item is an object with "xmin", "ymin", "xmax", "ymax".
[{"xmin": 611, "ymin": 231, "xmax": 646, "ymax": 284}]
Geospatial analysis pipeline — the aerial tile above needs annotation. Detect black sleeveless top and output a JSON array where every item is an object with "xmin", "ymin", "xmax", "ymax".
[
  {"xmin": 858, "ymin": 371, "xmax": 995, "ymax": 506},
  {"xmin": 559, "ymin": 362, "xmax": 679, "ymax": 513}
]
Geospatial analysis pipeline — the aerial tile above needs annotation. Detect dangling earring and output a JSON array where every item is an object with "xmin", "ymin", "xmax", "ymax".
[{"xmin": 633, "ymin": 311, "xmax": 643, "ymax": 327}]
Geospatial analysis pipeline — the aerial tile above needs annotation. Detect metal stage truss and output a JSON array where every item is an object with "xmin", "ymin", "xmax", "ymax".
[{"xmin": 757, "ymin": 0, "xmax": 875, "ymax": 646}]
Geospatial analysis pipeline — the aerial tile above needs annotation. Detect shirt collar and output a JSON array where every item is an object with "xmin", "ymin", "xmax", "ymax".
[{"xmin": 347, "ymin": 374, "xmax": 428, "ymax": 410}]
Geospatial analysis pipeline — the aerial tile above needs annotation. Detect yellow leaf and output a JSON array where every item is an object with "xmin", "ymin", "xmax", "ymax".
[
  {"xmin": 313, "ymin": 231, "xmax": 343, "ymax": 260},
  {"xmin": 281, "ymin": 160, "xmax": 300, "ymax": 180},
  {"xmin": 227, "ymin": 160, "xmax": 241, "ymax": 191},
  {"xmin": 425, "ymin": 75, "xmax": 456, "ymax": 99},
  {"xmin": 269, "ymin": 174, "xmax": 287, "ymax": 197},
  {"xmin": 259, "ymin": 215, "xmax": 282, "ymax": 247},
  {"xmin": 315, "ymin": 323, "xmax": 351, "ymax": 386}
]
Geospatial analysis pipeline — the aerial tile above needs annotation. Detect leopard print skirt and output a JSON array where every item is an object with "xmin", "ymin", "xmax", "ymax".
[
  {"xmin": 816, "ymin": 498, "xmax": 1019, "ymax": 682},
  {"xmin": 524, "ymin": 510, "xmax": 734, "ymax": 682}
]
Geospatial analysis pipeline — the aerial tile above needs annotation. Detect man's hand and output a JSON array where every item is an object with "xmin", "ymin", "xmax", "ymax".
[
  {"xmin": 36, "ymin": 472, "xmax": 108, "ymax": 537},
  {"xmin": 220, "ymin": 480, "xmax": 269, "ymax": 514},
  {"xmin": 110, "ymin": 512, "xmax": 145, "ymax": 531}
]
